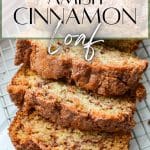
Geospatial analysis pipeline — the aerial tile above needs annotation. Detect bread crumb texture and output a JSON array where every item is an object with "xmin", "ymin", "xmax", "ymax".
[
  {"xmin": 9, "ymin": 110, "xmax": 131, "ymax": 150},
  {"xmin": 8, "ymin": 66, "xmax": 136, "ymax": 132}
]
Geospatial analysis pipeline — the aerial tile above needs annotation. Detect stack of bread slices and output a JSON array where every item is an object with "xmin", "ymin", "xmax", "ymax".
[{"xmin": 8, "ymin": 39, "xmax": 148, "ymax": 150}]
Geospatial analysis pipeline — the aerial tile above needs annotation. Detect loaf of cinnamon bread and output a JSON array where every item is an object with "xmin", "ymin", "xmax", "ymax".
[
  {"xmin": 8, "ymin": 66, "xmax": 145, "ymax": 132},
  {"xmin": 15, "ymin": 39, "xmax": 148, "ymax": 96},
  {"xmin": 9, "ymin": 109, "xmax": 131, "ymax": 150}
]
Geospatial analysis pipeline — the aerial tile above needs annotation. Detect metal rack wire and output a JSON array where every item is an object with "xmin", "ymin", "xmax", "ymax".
[{"xmin": 0, "ymin": 39, "xmax": 150, "ymax": 150}]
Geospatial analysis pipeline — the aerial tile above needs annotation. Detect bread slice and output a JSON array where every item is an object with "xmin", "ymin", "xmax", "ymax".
[
  {"xmin": 9, "ymin": 109, "xmax": 131, "ymax": 150},
  {"xmin": 8, "ymin": 66, "xmax": 139, "ymax": 132},
  {"xmin": 104, "ymin": 40, "xmax": 141, "ymax": 52},
  {"xmin": 15, "ymin": 39, "xmax": 148, "ymax": 96}
]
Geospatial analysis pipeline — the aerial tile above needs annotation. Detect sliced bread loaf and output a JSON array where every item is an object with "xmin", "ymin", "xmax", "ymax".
[
  {"xmin": 15, "ymin": 40, "xmax": 148, "ymax": 96},
  {"xmin": 9, "ymin": 109, "xmax": 131, "ymax": 150},
  {"xmin": 8, "ymin": 66, "xmax": 139, "ymax": 132}
]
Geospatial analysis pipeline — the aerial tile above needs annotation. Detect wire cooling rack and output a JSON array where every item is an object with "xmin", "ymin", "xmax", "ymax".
[{"xmin": 0, "ymin": 40, "xmax": 150, "ymax": 150}]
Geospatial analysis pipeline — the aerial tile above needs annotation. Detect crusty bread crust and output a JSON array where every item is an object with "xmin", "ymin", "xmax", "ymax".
[
  {"xmin": 15, "ymin": 40, "xmax": 32, "ymax": 66},
  {"xmin": 8, "ymin": 85, "xmax": 26, "ymax": 107},
  {"xmin": 134, "ymin": 83, "xmax": 146, "ymax": 101},
  {"xmin": 15, "ymin": 40, "xmax": 148, "ymax": 96},
  {"xmin": 13, "ymin": 140, "xmax": 41, "ymax": 150},
  {"xmin": 9, "ymin": 111, "xmax": 41, "ymax": 150},
  {"xmin": 104, "ymin": 40, "xmax": 141, "ymax": 53},
  {"xmin": 9, "ymin": 110, "xmax": 131, "ymax": 150},
  {"xmin": 7, "ymin": 66, "xmax": 29, "ymax": 107}
]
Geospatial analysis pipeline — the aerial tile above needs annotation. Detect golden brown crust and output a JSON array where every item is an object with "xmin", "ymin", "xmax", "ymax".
[
  {"xmin": 15, "ymin": 40, "xmax": 148, "ymax": 96},
  {"xmin": 9, "ymin": 110, "xmax": 131, "ymax": 150},
  {"xmin": 8, "ymin": 85, "xmax": 26, "ymax": 107},
  {"xmin": 7, "ymin": 66, "xmax": 29, "ymax": 107},
  {"xmin": 135, "ymin": 83, "xmax": 146, "ymax": 101},
  {"xmin": 15, "ymin": 40, "xmax": 32, "ymax": 65},
  {"xmin": 9, "ymin": 111, "xmax": 41, "ymax": 150},
  {"xmin": 104, "ymin": 40, "xmax": 141, "ymax": 53},
  {"xmin": 23, "ymin": 89, "xmax": 135, "ymax": 133},
  {"xmin": 14, "ymin": 141, "xmax": 41, "ymax": 150}
]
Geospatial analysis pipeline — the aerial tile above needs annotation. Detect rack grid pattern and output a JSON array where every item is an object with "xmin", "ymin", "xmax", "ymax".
[{"xmin": 0, "ymin": 39, "xmax": 150, "ymax": 150}]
